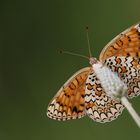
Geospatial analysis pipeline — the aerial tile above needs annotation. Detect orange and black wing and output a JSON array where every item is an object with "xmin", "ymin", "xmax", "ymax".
[
  {"xmin": 99, "ymin": 23, "xmax": 140, "ymax": 63},
  {"xmin": 47, "ymin": 67, "xmax": 92, "ymax": 121},
  {"xmin": 85, "ymin": 70, "xmax": 124, "ymax": 123}
]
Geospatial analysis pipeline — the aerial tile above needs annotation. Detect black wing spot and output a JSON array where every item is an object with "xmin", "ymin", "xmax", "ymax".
[
  {"xmin": 72, "ymin": 106, "xmax": 78, "ymax": 112},
  {"xmin": 136, "ymin": 52, "xmax": 139, "ymax": 57},
  {"xmin": 81, "ymin": 94, "xmax": 85, "ymax": 98},
  {"xmin": 80, "ymin": 103, "xmax": 84, "ymax": 107},
  {"xmin": 126, "ymin": 53, "xmax": 130, "ymax": 56}
]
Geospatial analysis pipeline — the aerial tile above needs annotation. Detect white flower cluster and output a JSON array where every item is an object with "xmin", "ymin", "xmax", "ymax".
[{"xmin": 92, "ymin": 63, "xmax": 127, "ymax": 99}]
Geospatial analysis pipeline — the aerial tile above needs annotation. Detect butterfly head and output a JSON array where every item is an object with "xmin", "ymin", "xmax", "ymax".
[{"xmin": 89, "ymin": 57, "xmax": 98, "ymax": 65}]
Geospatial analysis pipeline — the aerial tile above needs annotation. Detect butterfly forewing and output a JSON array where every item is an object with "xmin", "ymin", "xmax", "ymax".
[
  {"xmin": 85, "ymin": 70, "xmax": 124, "ymax": 123},
  {"xmin": 99, "ymin": 23, "xmax": 140, "ymax": 62},
  {"xmin": 47, "ymin": 67, "xmax": 92, "ymax": 121}
]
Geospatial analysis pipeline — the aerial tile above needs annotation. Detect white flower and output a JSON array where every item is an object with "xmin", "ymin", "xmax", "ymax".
[{"xmin": 92, "ymin": 63, "xmax": 127, "ymax": 99}]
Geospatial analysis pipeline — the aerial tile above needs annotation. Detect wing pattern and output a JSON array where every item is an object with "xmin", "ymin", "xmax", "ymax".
[
  {"xmin": 100, "ymin": 23, "xmax": 140, "ymax": 62},
  {"xmin": 85, "ymin": 70, "xmax": 124, "ymax": 123},
  {"xmin": 47, "ymin": 67, "xmax": 92, "ymax": 120},
  {"xmin": 105, "ymin": 56, "xmax": 140, "ymax": 98}
]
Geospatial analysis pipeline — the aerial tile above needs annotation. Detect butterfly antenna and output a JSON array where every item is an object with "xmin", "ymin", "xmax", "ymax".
[
  {"xmin": 86, "ymin": 26, "xmax": 92, "ymax": 57},
  {"xmin": 59, "ymin": 50, "xmax": 89, "ymax": 59}
]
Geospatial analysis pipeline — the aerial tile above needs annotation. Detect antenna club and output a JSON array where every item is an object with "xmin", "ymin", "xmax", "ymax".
[
  {"xmin": 86, "ymin": 26, "xmax": 89, "ymax": 30},
  {"xmin": 58, "ymin": 50, "xmax": 63, "ymax": 54}
]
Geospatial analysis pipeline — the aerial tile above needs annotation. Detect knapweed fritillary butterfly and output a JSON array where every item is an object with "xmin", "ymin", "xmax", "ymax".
[{"xmin": 47, "ymin": 23, "xmax": 140, "ymax": 123}]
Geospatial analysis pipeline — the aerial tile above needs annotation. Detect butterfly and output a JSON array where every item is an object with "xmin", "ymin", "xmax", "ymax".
[{"xmin": 47, "ymin": 23, "xmax": 140, "ymax": 123}]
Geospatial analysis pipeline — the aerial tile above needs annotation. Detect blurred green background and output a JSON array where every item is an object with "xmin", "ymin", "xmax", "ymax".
[{"xmin": 0, "ymin": 0, "xmax": 140, "ymax": 140}]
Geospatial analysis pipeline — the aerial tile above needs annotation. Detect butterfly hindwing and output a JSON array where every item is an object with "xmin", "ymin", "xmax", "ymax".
[
  {"xmin": 47, "ymin": 67, "xmax": 92, "ymax": 121},
  {"xmin": 104, "ymin": 56, "xmax": 140, "ymax": 98},
  {"xmin": 99, "ymin": 23, "xmax": 140, "ymax": 62},
  {"xmin": 85, "ymin": 70, "xmax": 124, "ymax": 123}
]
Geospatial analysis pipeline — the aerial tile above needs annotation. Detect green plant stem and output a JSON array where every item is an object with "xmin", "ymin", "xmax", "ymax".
[{"xmin": 121, "ymin": 96, "xmax": 140, "ymax": 128}]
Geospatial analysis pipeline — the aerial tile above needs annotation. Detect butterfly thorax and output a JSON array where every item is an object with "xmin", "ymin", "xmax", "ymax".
[{"xmin": 89, "ymin": 57, "xmax": 98, "ymax": 65}]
